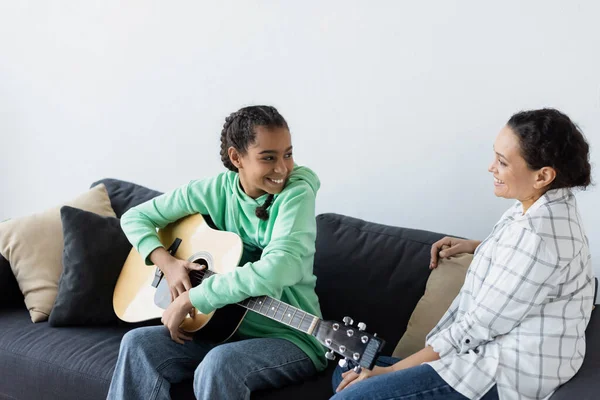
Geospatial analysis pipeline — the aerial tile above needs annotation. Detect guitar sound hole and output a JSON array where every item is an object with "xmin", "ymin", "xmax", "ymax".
[{"xmin": 189, "ymin": 258, "xmax": 208, "ymax": 288}]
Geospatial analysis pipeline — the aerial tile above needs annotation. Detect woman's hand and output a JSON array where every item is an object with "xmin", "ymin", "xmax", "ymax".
[
  {"xmin": 335, "ymin": 365, "xmax": 391, "ymax": 392},
  {"xmin": 430, "ymin": 237, "xmax": 481, "ymax": 269},
  {"xmin": 161, "ymin": 291, "xmax": 195, "ymax": 344}
]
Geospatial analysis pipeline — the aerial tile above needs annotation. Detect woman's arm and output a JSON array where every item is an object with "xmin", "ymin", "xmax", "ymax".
[
  {"xmin": 430, "ymin": 236, "xmax": 481, "ymax": 269},
  {"xmin": 390, "ymin": 346, "xmax": 440, "ymax": 371},
  {"xmin": 427, "ymin": 225, "xmax": 561, "ymax": 356}
]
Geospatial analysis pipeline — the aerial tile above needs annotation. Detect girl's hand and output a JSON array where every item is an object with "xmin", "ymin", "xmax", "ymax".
[
  {"xmin": 430, "ymin": 237, "xmax": 481, "ymax": 269},
  {"xmin": 161, "ymin": 258, "xmax": 205, "ymax": 301},
  {"xmin": 335, "ymin": 365, "xmax": 390, "ymax": 392},
  {"xmin": 161, "ymin": 291, "xmax": 195, "ymax": 344}
]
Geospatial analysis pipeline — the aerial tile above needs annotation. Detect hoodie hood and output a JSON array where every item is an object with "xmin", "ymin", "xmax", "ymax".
[{"xmin": 286, "ymin": 164, "xmax": 320, "ymax": 195}]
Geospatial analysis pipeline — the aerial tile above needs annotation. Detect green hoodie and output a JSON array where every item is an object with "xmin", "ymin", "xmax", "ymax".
[{"xmin": 120, "ymin": 165, "xmax": 326, "ymax": 371}]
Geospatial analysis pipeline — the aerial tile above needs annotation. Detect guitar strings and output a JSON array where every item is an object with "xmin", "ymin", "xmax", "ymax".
[{"xmin": 186, "ymin": 270, "xmax": 308, "ymax": 322}]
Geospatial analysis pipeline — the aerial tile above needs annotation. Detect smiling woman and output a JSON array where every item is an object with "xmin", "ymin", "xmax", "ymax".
[
  {"xmin": 489, "ymin": 109, "xmax": 591, "ymax": 213},
  {"xmin": 331, "ymin": 108, "xmax": 594, "ymax": 400}
]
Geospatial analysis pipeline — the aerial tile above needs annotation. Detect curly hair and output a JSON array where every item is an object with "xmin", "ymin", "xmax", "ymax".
[
  {"xmin": 219, "ymin": 105, "xmax": 288, "ymax": 220},
  {"xmin": 507, "ymin": 108, "xmax": 592, "ymax": 190}
]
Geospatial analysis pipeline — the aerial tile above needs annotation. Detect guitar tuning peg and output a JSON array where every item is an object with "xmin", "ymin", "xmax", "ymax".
[
  {"xmin": 325, "ymin": 350, "xmax": 336, "ymax": 360},
  {"xmin": 343, "ymin": 316, "xmax": 354, "ymax": 326},
  {"xmin": 338, "ymin": 358, "xmax": 349, "ymax": 368},
  {"xmin": 358, "ymin": 322, "xmax": 367, "ymax": 331}
]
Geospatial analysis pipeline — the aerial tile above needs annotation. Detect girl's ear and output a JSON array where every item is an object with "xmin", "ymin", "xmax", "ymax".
[{"xmin": 228, "ymin": 147, "xmax": 243, "ymax": 170}]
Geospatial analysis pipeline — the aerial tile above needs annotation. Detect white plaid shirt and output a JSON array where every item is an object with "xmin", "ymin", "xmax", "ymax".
[{"xmin": 426, "ymin": 188, "xmax": 594, "ymax": 400}]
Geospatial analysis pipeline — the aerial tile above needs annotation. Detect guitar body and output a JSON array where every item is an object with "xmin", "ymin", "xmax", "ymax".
[{"xmin": 113, "ymin": 214, "xmax": 246, "ymax": 342}]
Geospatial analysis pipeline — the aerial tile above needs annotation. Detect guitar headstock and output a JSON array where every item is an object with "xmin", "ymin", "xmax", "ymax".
[{"xmin": 313, "ymin": 316, "xmax": 385, "ymax": 370}]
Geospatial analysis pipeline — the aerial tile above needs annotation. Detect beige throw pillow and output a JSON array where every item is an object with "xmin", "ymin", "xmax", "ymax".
[
  {"xmin": 0, "ymin": 184, "xmax": 116, "ymax": 322},
  {"xmin": 392, "ymin": 253, "xmax": 473, "ymax": 359}
]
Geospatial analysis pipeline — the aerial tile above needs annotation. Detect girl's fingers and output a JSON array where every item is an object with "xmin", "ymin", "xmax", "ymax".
[
  {"xmin": 178, "ymin": 329, "xmax": 194, "ymax": 341},
  {"xmin": 187, "ymin": 262, "xmax": 206, "ymax": 271}
]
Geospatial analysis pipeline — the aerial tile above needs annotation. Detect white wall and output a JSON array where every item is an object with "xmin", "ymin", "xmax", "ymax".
[{"xmin": 1, "ymin": 1, "xmax": 599, "ymax": 275}]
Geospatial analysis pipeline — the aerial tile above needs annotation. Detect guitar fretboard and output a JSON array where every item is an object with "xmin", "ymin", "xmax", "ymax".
[{"xmin": 198, "ymin": 269, "xmax": 319, "ymax": 334}]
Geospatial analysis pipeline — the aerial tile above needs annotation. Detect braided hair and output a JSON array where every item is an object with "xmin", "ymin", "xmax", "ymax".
[{"xmin": 220, "ymin": 105, "xmax": 289, "ymax": 220}]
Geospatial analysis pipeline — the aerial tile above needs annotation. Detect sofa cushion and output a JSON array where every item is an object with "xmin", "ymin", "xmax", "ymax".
[
  {"xmin": 0, "ymin": 309, "xmax": 127, "ymax": 400},
  {"xmin": 312, "ymin": 213, "xmax": 446, "ymax": 355},
  {"xmin": 49, "ymin": 207, "xmax": 132, "ymax": 327},
  {"xmin": 392, "ymin": 253, "xmax": 473, "ymax": 358},
  {"xmin": 0, "ymin": 184, "xmax": 116, "ymax": 322},
  {"xmin": 90, "ymin": 178, "xmax": 162, "ymax": 218},
  {"xmin": 0, "ymin": 178, "xmax": 158, "ymax": 313}
]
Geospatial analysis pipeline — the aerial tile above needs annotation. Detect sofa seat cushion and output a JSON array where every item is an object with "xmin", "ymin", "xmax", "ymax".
[
  {"xmin": 0, "ymin": 309, "xmax": 138, "ymax": 400},
  {"xmin": 0, "ymin": 308, "xmax": 337, "ymax": 400}
]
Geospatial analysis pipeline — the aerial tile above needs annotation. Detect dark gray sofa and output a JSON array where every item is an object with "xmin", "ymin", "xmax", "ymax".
[{"xmin": 0, "ymin": 178, "xmax": 598, "ymax": 399}]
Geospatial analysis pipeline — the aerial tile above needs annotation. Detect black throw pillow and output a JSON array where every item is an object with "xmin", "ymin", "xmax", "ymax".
[{"xmin": 49, "ymin": 206, "xmax": 132, "ymax": 326}]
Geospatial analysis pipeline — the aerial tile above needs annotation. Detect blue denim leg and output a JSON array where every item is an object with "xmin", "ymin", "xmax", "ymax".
[
  {"xmin": 107, "ymin": 326, "xmax": 215, "ymax": 400},
  {"xmin": 107, "ymin": 326, "xmax": 317, "ymax": 400},
  {"xmin": 331, "ymin": 356, "xmax": 499, "ymax": 400},
  {"xmin": 193, "ymin": 337, "xmax": 317, "ymax": 400}
]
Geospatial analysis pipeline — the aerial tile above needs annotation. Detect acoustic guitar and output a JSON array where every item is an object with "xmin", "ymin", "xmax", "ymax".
[{"xmin": 113, "ymin": 214, "xmax": 385, "ymax": 370}]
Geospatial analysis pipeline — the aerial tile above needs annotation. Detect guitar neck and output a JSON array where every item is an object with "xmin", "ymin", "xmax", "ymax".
[{"xmin": 202, "ymin": 270, "xmax": 320, "ymax": 335}]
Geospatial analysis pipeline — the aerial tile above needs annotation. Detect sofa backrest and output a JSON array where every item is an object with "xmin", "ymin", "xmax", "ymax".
[
  {"xmin": 90, "ymin": 178, "xmax": 163, "ymax": 218},
  {"xmin": 313, "ymin": 213, "xmax": 446, "ymax": 355}
]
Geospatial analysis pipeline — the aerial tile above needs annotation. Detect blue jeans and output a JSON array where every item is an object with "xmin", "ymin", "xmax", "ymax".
[
  {"xmin": 331, "ymin": 356, "xmax": 499, "ymax": 400},
  {"xmin": 107, "ymin": 326, "xmax": 316, "ymax": 400}
]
